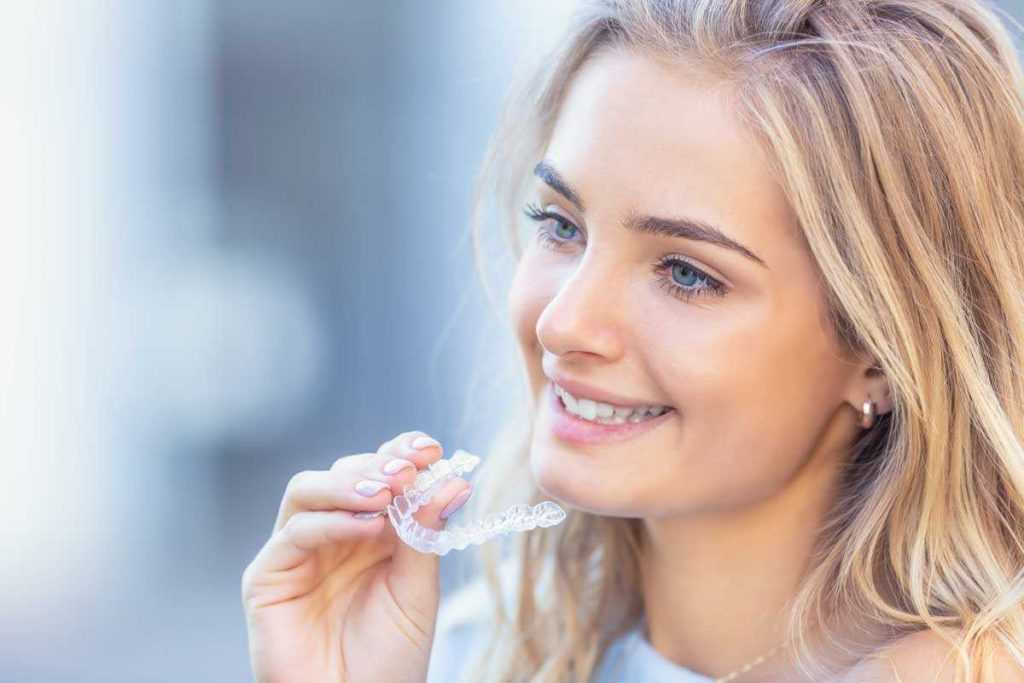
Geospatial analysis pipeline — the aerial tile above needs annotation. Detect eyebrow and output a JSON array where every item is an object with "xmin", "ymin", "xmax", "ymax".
[{"xmin": 532, "ymin": 160, "xmax": 767, "ymax": 269}]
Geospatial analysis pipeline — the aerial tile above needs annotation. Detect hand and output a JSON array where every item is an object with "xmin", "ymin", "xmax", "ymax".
[{"xmin": 241, "ymin": 430, "xmax": 472, "ymax": 683}]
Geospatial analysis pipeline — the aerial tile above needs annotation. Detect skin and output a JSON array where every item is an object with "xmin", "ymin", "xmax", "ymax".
[
  {"xmin": 241, "ymin": 431, "xmax": 472, "ymax": 683},
  {"xmin": 506, "ymin": 46, "xmax": 895, "ymax": 681}
]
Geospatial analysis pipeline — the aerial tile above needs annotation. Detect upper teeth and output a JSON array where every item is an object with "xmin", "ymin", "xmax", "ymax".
[{"xmin": 554, "ymin": 384, "xmax": 670, "ymax": 424}]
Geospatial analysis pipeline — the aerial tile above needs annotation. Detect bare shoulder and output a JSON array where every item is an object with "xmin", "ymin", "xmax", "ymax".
[{"xmin": 836, "ymin": 628, "xmax": 1024, "ymax": 683}]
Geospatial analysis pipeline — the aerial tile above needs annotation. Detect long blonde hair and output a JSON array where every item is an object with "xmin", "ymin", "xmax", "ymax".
[{"xmin": 444, "ymin": 1, "xmax": 1024, "ymax": 681}]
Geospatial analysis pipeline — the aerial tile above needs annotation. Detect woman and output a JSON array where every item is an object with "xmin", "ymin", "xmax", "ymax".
[{"xmin": 242, "ymin": 0, "xmax": 1024, "ymax": 681}]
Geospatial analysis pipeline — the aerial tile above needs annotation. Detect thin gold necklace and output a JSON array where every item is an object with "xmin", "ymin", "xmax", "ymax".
[{"xmin": 712, "ymin": 640, "xmax": 789, "ymax": 683}]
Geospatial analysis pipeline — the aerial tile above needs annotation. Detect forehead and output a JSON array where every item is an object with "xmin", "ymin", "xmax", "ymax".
[{"xmin": 544, "ymin": 47, "xmax": 804, "ymax": 257}]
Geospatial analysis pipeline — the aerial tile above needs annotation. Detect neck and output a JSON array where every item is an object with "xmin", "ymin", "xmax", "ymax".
[{"xmin": 638, "ymin": 413, "xmax": 858, "ymax": 682}]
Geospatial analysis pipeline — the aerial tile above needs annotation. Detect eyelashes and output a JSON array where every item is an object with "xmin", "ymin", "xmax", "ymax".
[
  {"xmin": 522, "ymin": 202, "xmax": 728, "ymax": 303},
  {"xmin": 652, "ymin": 254, "xmax": 728, "ymax": 302}
]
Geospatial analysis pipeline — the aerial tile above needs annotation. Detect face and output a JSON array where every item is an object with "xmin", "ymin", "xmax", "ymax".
[{"xmin": 507, "ymin": 47, "xmax": 870, "ymax": 519}]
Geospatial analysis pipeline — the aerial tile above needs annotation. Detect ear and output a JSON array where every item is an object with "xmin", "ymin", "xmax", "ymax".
[{"xmin": 844, "ymin": 355, "xmax": 894, "ymax": 419}]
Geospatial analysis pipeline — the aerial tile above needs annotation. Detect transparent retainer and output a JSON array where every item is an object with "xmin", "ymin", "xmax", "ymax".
[{"xmin": 383, "ymin": 449, "xmax": 567, "ymax": 556}]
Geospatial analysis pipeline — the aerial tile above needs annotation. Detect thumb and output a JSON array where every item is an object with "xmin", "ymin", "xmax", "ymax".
[{"xmin": 387, "ymin": 478, "xmax": 473, "ymax": 626}]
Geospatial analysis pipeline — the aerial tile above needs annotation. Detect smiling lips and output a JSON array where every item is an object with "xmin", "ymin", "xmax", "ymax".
[
  {"xmin": 553, "ymin": 382, "xmax": 672, "ymax": 425},
  {"xmin": 546, "ymin": 382, "xmax": 675, "ymax": 445}
]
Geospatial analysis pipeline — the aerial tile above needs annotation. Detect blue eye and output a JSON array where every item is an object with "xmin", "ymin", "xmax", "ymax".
[
  {"xmin": 522, "ymin": 203, "xmax": 579, "ymax": 247},
  {"xmin": 552, "ymin": 220, "xmax": 577, "ymax": 240},
  {"xmin": 672, "ymin": 262, "xmax": 700, "ymax": 287},
  {"xmin": 655, "ymin": 256, "xmax": 728, "ymax": 302},
  {"xmin": 521, "ymin": 202, "xmax": 729, "ymax": 304}
]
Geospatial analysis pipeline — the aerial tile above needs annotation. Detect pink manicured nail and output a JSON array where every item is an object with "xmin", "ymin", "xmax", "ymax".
[
  {"xmin": 440, "ymin": 489, "xmax": 472, "ymax": 520},
  {"xmin": 382, "ymin": 458, "xmax": 415, "ymax": 475},
  {"xmin": 410, "ymin": 436, "xmax": 440, "ymax": 450},
  {"xmin": 354, "ymin": 480, "xmax": 388, "ymax": 497}
]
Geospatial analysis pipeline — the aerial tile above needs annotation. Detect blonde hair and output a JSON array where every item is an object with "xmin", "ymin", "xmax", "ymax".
[{"xmin": 445, "ymin": 1, "xmax": 1024, "ymax": 681}]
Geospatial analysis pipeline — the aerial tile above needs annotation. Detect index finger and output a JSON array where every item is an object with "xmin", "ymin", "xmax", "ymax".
[{"xmin": 376, "ymin": 430, "xmax": 445, "ymax": 470}]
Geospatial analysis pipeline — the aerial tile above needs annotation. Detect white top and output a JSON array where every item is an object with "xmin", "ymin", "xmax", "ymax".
[{"xmin": 427, "ymin": 616, "xmax": 715, "ymax": 683}]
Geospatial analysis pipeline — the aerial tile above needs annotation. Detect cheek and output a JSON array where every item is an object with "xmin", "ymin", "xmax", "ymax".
[
  {"xmin": 507, "ymin": 255, "xmax": 556, "ymax": 389},
  {"xmin": 644, "ymin": 296, "xmax": 849, "ymax": 505}
]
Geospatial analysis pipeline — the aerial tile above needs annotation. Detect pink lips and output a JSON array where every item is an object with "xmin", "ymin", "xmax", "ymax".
[{"xmin": 545, "ymin": 382, "xmax": 675, "ymax": 445}]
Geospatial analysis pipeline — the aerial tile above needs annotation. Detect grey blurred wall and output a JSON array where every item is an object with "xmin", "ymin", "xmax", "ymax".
[{"xmin": 1, "ymin": 1, "xmax": 1021, "ymax": 681}]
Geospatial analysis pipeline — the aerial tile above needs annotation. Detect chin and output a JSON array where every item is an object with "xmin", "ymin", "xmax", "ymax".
[
  {"xmin": 529, "ymin": 443, "xmax": 645, "ymax": 517},
  {"xmin": 530, "ymin": 444, "xmax": 592, "ymax": 508}
]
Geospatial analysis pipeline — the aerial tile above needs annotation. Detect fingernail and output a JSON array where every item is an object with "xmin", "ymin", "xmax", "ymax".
[
  {"xmin": 353, "ymin": 510, "xmax": 384, "ymax": 520},
  {"xmin": 382, "ymin": 458, "xmax": 416, "ymax": 475},
  {"xmin": 354, "ymin": 480, "xmax": 388, "ymax": 497},
  {"xmin": 410, "ymin": 435, "xmax": 440, "ymax": 450},
  {"xmin": 439, "ymin": 488, "xmax": 472, "ymax": 520}
]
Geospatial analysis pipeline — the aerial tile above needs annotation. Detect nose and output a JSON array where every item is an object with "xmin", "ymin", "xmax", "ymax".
[{"xmin": 535, "ymin": 255, "xmax": 625, "ymax": 362}]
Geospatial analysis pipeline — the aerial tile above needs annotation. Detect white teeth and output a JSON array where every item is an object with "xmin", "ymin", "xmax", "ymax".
[
  {"xmin": 577, "ymin": 398, "xmax": 597, "ymax": 421},
  {"xmin": 554, "ymin": 384, "xmax": 671, "ymax": 424}
]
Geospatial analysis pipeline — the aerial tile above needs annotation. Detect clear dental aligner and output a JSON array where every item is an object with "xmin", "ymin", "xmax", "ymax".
[{"xmin": 384, "ymin": 449, "xmax": 567, "ymax": 556}]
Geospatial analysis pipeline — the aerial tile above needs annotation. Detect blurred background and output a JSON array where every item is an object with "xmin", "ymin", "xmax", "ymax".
[
  {"xmin": 0, "ymin": 2, "xmax": 577, "ymax": 681},
  {"xmin": 2, "ymin": 1, "xmax": 1022, "ymax": 681}
]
